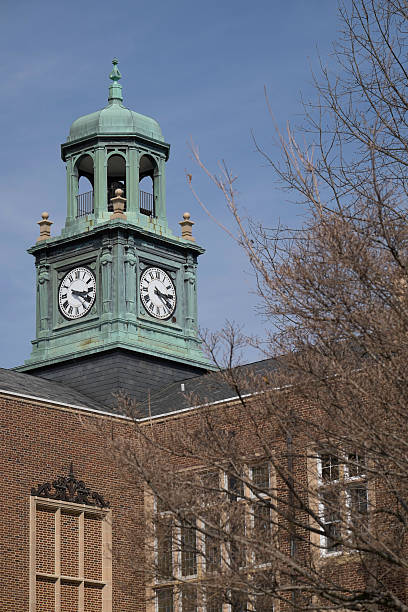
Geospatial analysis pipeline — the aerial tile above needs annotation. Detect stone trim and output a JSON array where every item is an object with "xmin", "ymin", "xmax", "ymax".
[{"xmin": 29, "ymin": 497, "xmax": 112, "ymax": 611}]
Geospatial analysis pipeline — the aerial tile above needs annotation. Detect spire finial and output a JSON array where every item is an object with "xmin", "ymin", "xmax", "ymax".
[
  {"xmin": 108, "ymin": 58, "xmax": 123, "ymax": 105},
  {"xmin": 109, "ymin": 58, "xmax": 121, "ymax": 82}
]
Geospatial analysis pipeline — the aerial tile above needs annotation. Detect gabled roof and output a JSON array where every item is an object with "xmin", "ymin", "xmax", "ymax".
[
  {"xmin": 0, "ymin": 368, "xmax": 109, "ymax": 414},
  {"xmin": 0, "ymin": 356, "xmax": 281, "ymax": 421}
]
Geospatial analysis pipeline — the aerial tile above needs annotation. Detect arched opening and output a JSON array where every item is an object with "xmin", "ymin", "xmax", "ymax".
[
  {"xmin": 107, "ymin": 154, "xmax": 126, "ymax": 211},
  {"xmin": 139, "ymin": 155, "xmax": 156, "ymax": 217},
  {"xmin": 78, "ymin": 176, "xmax": 93, "ymax": 195},
  {"xmin": 76, "ymin": 155, "xmax": 94, "ymax": 217}
]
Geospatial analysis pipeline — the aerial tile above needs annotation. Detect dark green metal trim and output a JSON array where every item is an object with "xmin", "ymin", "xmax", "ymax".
[
  {"xmin": 61, "ymin": 133, "xmax": 171, "ymax": 161},
  {"xmin": 28, "ymin": 219, "xmax": 205, "ymax": 256}
]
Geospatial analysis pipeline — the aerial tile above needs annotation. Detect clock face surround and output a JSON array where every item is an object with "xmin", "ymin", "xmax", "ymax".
[
  {"xmin": 140, "ymin": 266, "xmax": 176, "ymax": 320},
  {"xmin": 58, "ymin": 267, "xmax": 96, "ymax": 320}
]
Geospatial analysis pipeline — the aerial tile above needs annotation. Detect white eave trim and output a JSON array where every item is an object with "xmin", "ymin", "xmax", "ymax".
[
  {"xmin": 0, "ymin": 388, "xmax": 131, "ymax": 421},
  {"xmin": 0, "ymin": 383, "xmax": 288, "ymax": 423}
]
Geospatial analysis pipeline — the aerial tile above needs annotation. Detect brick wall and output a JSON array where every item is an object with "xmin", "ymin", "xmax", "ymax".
[
  {"xmin": 61, "ymin": 512, "xmax": 79, "ymax": 577},
  {"xmin": 1, "ymin": 383, "xmax": 407, "ymax": 610},
  {"xmin": 0, "ymin": 393, "xmax": 145, "ymax": 611},
  {"xmin": 84, "ymin": 515, "xmax": 103, "ymax": 581},
  {"xmin": 36, "ymin": 508, "xmax": 55, "ymax": 574}
]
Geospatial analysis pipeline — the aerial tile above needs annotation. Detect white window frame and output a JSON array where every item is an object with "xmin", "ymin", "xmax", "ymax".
[
  {"xmin": 317, "ymin": 451, "xmax": 370, "ymax": 557},
  {"xmin": 316, "ymin": 453, "xmax": 342, "ymax": 557}
]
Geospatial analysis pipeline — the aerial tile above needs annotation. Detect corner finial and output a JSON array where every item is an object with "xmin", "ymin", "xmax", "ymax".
[
  {"xmin": 108, "ymin": 58, "xmax": 123, "ymax": 105},
  {"xmin": 110, "ymin": 188, "xmax": 127, "ymax": 220},
  {"xmin": 179, "ymin": 212, "xmax": 195, "ymax": 242},
  {"xmin": 37, "ymin": 212, "xmax": 53, "ymax": 242}
]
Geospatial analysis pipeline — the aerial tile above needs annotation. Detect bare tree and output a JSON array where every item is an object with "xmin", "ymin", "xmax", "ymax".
[{"xmin": 115, "ymin": 2, "xmax": 408, "ymax": 610}]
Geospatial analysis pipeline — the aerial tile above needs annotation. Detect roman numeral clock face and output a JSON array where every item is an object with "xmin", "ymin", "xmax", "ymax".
[
  {"xmin": 58, "ymin": 267, "xmax": 96, "ymax": 320},
  {"xmin": 140, "ymin": 267, "xmax": 176, "ymax": 319}
]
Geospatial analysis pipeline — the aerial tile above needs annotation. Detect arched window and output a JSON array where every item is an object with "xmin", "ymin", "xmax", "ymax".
[
  {"xmin": 139, "ymin": 155, "xmax": 156, "ymax": 217},
  {"xmin": 107, "ymin": 154, "xmax": 126, "ymax": 211},
  {"xmin": 76, "ymin": 155, "xmax": 94, "ymax": 217}
]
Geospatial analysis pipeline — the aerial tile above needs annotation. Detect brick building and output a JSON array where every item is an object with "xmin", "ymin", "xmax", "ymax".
[
  {"xmin": 0, "ymin": 60, "xmax": 404, "ymax": 612},
  {"xmin": 1, "ymin": 58, "xmax": 215, "ymax": 611}
]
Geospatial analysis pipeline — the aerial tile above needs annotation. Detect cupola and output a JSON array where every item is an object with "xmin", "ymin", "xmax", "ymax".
[{"xmin": 61, "ymin": 59, "xmax": 171, "ymax": 237}]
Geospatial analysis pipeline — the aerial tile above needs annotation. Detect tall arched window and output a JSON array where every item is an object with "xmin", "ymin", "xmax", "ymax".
[
  {"xmin": 139, "ymin": 155, "xmax": 156, "ymax": 217},
  {"xmin": 107, "ymin": 154, "xmax": 126, "ymax": 211},
  {"xmin": 76, "ymin": 155, "xmax": 94, "ymax": 217}
]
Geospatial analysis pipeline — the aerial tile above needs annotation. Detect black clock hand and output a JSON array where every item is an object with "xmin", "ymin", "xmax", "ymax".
[
  {"xmin": 71, "ymin": 289, "xmax": 92, "ymax": 297},
  {"xmin": 154, "ymin": 288, "xmax": 172, "ymax": 310},
  {"xmin": 158, "ymin": 294, "xmax": 172, "ymax": 310},
  {"xmin": 154, "ymin": 288, "xmax": 174, "ymax": 302}
]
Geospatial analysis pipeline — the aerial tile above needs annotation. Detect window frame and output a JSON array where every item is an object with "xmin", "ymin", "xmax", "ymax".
[
  {"xmin": 29, "ymin": 496, "xmax": 112, "ymax": 612},
  {"xmin": 316, "ymin": 450, "xmax": 369, "ymax": 557},
  {"xmin": 150, "ymin": 461, "xmax": 277, "ymax": 612}
]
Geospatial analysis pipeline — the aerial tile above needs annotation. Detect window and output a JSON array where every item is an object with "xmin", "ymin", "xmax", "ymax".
[
  {"xmin": 250, "ymin": 464, "xmax": 270, "ymax": 492},
  {"xmin": 229, "ymin": 503, "xmax": 246, "ymax": 569},
  {"xmin": 345, "ymin": 452, "xmax": 366, "ymax": 479},
  {"xmin": 347, "ymin": 484, "xmax": 368, "ymax": 516},
  {"xmin": 251, "ymin": 502, "xmax": 272, "ymax": 564},
  {"xmin": 151, "ymin": 461, "xmax": 275, "ymax": 612},
  {"xmin": 317, "ymin": 450, "xmax": 368, "ymax": 555},
  {"xmin": 156, "ymin": 586, "xmax": 174, "ymax": 612},
  {"xmin": 30, "ymin": 497, "xmax": 111, "ymax": 611},
  {"xmin": 205, "ymin": 588, "xmax": 224, "ymax": 612},
  {"xmin": 181, "ymin": 519, "xmax": 197, "ymax": 577},
  {"xmin": 249, "ymin": 463, "xmax": 273, "ymax": 566},
  {"xmin": 320, "ymin": 453, "xmax": 340, "ymax": 483},
  {"xmin": 320, "ymin": 488, "xmax": 342, "ymax": 553},
  {"xmin": 345, "ymin": 454, "xmax": 368, "ymax": 536},
  {"xmin": 156, "ymin": 519, "xmax": 173, "ymax": 580},
  {"xmin": 227, "ymin": 472, "xmax": 244, "ymax": 502},
  {"xmin": 230, "ymin": 590, "xmax": 248, "ymax": 612},
  {"xmin": 254, "ymin": 593, "xmax": 274, "ymax": 611},
  {"xmin": 182, "ymin": 583, "xmax": 198, "ymax": 612},
  {"xmin": 204, "ymin": 512, "xmax": 221, "ymax": 572}
]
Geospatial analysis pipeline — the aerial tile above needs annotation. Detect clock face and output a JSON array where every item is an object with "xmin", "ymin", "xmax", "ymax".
[
  {"xmin": 140, "ymin": 267, "xmax": 176, "ymax": 320},
  {"xmin": 58, "ymin": 267, "xmax": 96, "ymax": 320}
]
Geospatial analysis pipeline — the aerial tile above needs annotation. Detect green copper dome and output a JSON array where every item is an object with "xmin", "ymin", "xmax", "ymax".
[{"xmin": 67, "ymin": 59, "xmax": 164, "ymax": 143}]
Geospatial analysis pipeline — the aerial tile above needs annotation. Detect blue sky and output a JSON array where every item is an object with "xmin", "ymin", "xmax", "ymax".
[{"xmin": 0, "ymin": 0, "xmax": 341, "ymax": 368}]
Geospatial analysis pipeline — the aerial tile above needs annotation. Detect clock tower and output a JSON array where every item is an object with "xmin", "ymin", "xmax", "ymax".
[{"xmin": 17, "ymin": 60, "xmax": 212, "ymax": 408}]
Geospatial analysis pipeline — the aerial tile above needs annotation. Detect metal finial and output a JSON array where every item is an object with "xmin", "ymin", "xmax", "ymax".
[
  {"xmin": 109, "ymin": 58, "xmax": 121, "ymax": 82},
  {"xmin": 108, "ymin": 58, "xmax": 123, "ymax": 104}
]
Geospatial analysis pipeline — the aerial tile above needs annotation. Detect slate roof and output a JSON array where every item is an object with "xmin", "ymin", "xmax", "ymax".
[
  {"xmin": 0, "ymin": 368, "xmax": 109, "ymax": 413},
  {"xmin": 0, "ymin": 357, "xmax": 281, "ymax": 420},
  {"xmin": 134, "ymin": 357, "xmax": 281, "ymax": 419}
]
